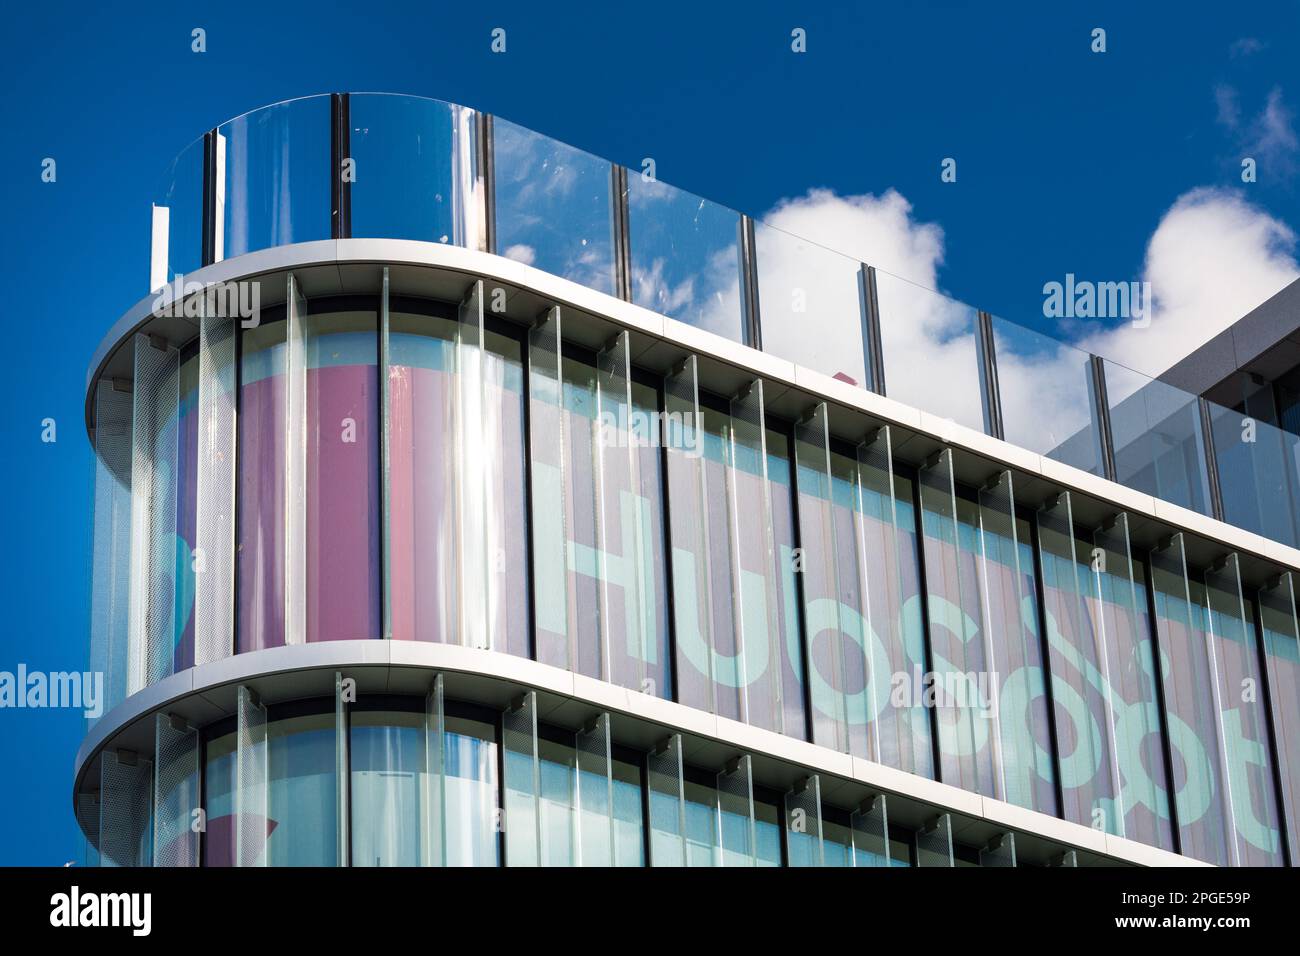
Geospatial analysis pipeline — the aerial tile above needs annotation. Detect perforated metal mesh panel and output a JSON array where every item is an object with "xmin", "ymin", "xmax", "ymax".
[
  {"xmin": 100, "ymin": 751, "xmax": 152, "ymax": 867},
  {"xmin": 91, "ymin": 380, "xmax": 133, "ymax": 719},
  {"xmin": 194, "ymin": 298, "xmax": 237, "ymax": 666},
  {"xmin": 284, "ymin": 275, "xmax": 307, "ymax": 646},
  {"xmin": 979, "ymin": 832, "xmax": 1017, "ymax": 867},
  {"xmin": 501, "ymin": 690, "xmax": 541, "ymax": 866},
  {"xmin": 646, "ymin": 733, "xmax": 687, "ymax": 866},
  {"xmin": 574, "ymin": 712, "xmax": 615, "ymax": 866},
  {"xmin": 77, "ymin": 792, "xmax": 101, "ymax": 867},
  {"xmin": 715, "ymin": 754, "xmax": 757, "ymax": 866},
  {"xmin": 456, "ymin": 281, "xmax": 495, "ymax": 651},
  {"xmin": 850, "ymin": 793, "xmax": 891, "ymax": 867},
  {"xmin": 153, "ymin": 713, "xmax": 199, "ymax": 867},
  {"xmin": 527, "ymin": 308, "xmax": 571, "ymax": 659},
  {"xmin": 234, "ymin": 685, "xmax": 268, "ymax": 867},
  {"xmin": 424, "ymin": 674, "xmax": 445, "ymax": 866},
  {"xmin": 914, "ymin": 813, "xmax": 954, "ymax": 867},
  {"xmin": 128, "ymin": 333, "xmax": 180, "ymax": 693},
  {"xmin": 784, "ymin": 775, "xmax": 825, "ymax": 866}
]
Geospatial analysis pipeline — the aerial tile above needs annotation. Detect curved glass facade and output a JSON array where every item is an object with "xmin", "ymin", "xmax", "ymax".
[{"xmin": 83, "ymin": 93, "xmax": 1300, "ymax": 868}]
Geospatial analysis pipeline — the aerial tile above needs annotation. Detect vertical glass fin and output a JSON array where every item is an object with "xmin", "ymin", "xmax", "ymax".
[
  {"xmin": 784, "ymin": 774, "xmax": 825, "ymax": 866},
  {"xmin": 99, "ymin": 750, "xmax": 152, "ymax": 868},
  {"xmin": 715, "ymin": 754, "xmax": 757, "ymax": 866},
  {"xmin": 194, "ymin": 293, "xmax": 238, "ymax": 666},
  {"xmin": 914, "ymin": 813, "xmax": 954, "ymax": 867},
  {"xmin": 646, "ymin": 733, "xmax": 687, "ymax": 866},
  {"xmin": 234, "ymin": 685, "xmax": 269, "ymax": 867},
  {"xmin": 91, "ymin": 380, "xmax": 133, "ymax": 718},
  {"xmin": 850, "ymin": 793, "xmax": 891, "ymax": 867},
  {"xmin": 335, "ymin": 671, "xmax": 350, "ymax": 866},
  {"xmin": 793, "ymin": 403, "xmax": 849, "ymax": 752},
  {"xmin": 1260, "ymin": 573, "xmax": 1300, "ymax": 864},
  {"xmin": 664, "ymin": 358, "xmax": 716, "ymax": 714},
  {"xmin": 424, "ymin": 674, "xmax": 446, "ymax": 866},
  {"xmin": 574, "ymin": 712, "xmax": 615, "ymax": 866},
  {"xmin": 457, "ymin": 280, "xmax": 494, "ymax": 650},
  {"xmin": 502, "ymin": 690, "xmax": 542, "ymax": 866},
  {"xmin": 152, "ymin": 713, "xmax": 199, "ymax": 867},
  {"xmin": 128, "ymin": 332, "xmax": 180, "ymax": 692},
  {"xmin": 528, "ymin": 308, "xmax": 572, "ymax": 665},
  {"xmin": 284, "ymin": 275, "xmax": 308, "ymax": 646},
  {"xmin": 979, "ymin": 832, "xmax": 1017, "ymax": 867}
]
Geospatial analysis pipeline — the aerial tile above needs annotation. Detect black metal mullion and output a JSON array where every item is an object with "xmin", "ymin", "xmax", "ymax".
[
  {"xmin": 201, "ymin": 129, "xmax": 217, "ymax": 267},
  {"xmin": 976, "ymin": 310, "xmax": 1004, "ymax": 440},
  {"xmin": 479, "ymin": 113, "xmax": 496, "ymax": 254},
  {"xmin": 1028, "ymin": 509, "xmax": 1067, "ymax": 820},
  {"xmin": 1090, "ymin": 355, "xmax": 1118, "ymax": 482},
  {"xmin": 860, "ymin": 265, "xmax": 886, "ymax": 396},
  {"xmin": 331, "ymin": 93, "xmax": 352, "ymax": 240},
  {"xmin": 786, "ymin": 414, "xmax": 817, "ymax": 746},
  {"xmin": 1142, "ymin": 545, "xmax": 1184, "ymax": 856},
  {"xmin": 739, "ymin": 215, "xmax": 762, "ymax": 350},
  {"xmin": 611, "ymin": 165, "xmax": 632, "ymax": 302}
]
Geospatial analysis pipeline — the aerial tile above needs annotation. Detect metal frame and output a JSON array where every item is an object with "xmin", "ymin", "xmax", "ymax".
[
  {"xmin": 975, "ymin": 310, "xmax": 1004, "ymax": 440},
  {"xmin": 331, "ymin": 93, "xmax": 352, "ymax": 240},
  {"xmin": 739, "ymin": 215, "xmax": 762, "ymax": 350},
  {"xmin": 1090, "ymin": 354, "xmax": 1119, "ymax": 482}
]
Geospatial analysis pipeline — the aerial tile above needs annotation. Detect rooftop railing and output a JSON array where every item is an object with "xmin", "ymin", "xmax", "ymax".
[{"xmin": 146, "ymin": 92, "xmax": 1299, "ymax": 548}]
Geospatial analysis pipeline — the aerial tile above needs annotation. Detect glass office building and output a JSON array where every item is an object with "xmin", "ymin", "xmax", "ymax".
[{"xmin": 76, "ymin": 94, "xmax": 1300, "ymax": 867}]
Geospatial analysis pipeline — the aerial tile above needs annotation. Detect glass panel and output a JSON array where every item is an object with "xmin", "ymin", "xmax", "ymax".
[
  {"xmin": 1205, "ymin": 557, "xmax": 1284, "ymax": 865},
  {"xmin": 335, "ymin": 673, "xmax": 349, "ymax": 864},
  {"xmin": 237, "ymin": 307, "xmax": 287, "ymax": 652},
  {"xmin": 1038, "ymin": 493, "xmax": 1121, "ymax": 835},
  {"xmin": 646, "ymin": 734, "xmax": 687, "ymax": 866},
  {"xmin": 784, "ymin": 775, "xmax": 824, "ymax": 867},
  {"xmin": 596, "ymin": 333, "xmax": 666, "ymax": 693},
  {"xmin": 766, "ymin": 428, "xmax": 810, "ymax": 741},
  {"xmin": 151, "ymin": 135, "xmax": 204, "ymax": 283},
  {"xmin": 443, "ymin": 713, "xmax": 501, "ymax": 866},
  {"xmin": 217, "ymin": 97, "xmax": 330, "ymax": 260},
  {"xmin": 387, "ymin": 302, "xmax": 529, "ymax": 651},
  {"xmin": 350, "ymin": 710, "xmax": 425, "ymax": 866},
  {"xmin": 1091, "ymin": 515, "xmax": 1175, "ymax": 849},
  {"xmin": 492, "ymin": 118, "xmax": 616, "ymax": 295},
  {"xmin": 1149, "ymin": 535, "xmax": 1233, "ymax": 865},
  {"xmin": 285, "ymin": 276, "xmax": 308, "ymax": 645},
  {"xmin": 850, "ymin": 794, "xmax": 891, "ymax": 866},
  {"xmin": 350, "ymin": 94, "xmax": 480, "ymax": 246},
  {"xmin": 528, "ymin": 308, "xmax": 574, "ymax": 666},
  {"xmin": 728, "ymin": 381, "xmax": 787, "ymax": 733},
  {"xmin": 875, "ymin": 271, "xmax": 985, "ymax": 432},
  {"xmin": 715, "ymin": 756, "xmax": 757, "ymax": 867},
  {"xmin": 1208, "ymin": 398, "xmax": 1300, "ymax": 548},
  {"xmin": 129, "ymin": 333, "xmax": 181, "ymax": 691},
  {"xmin": 793, "ymin": 404, "xmax": 848, "ymax": 751},
  {"xmin": 455, "ymin": 283, "xmax": 492, "ymax": 651},
  {"xmin": 889, "ymin": 469, "xmax": 937, "ymax": 779},
  {"xmin": 992, "ymin": 316, "xmax": 1103, "ymax": 474},
  {"xmin": 754, "ymin": 222, "xmax": 868, "ymax": 388},
  {"xmin": 1105, "ymin": 361, "xmax": 1212, "ymax": 515},
  {"xmin": 233, "ymin": 686, "xmax": 268, "ymax": 867},
  {"xmin": 304, "ymin": 304, "xmax": 380, "ymax": 642},
  {"xmin": 914, "ymin": 813, "xmax": 954, "ymax": 867},
  {"xmin": 919, "ymin": 450, "xmax": 994, "ymax": 795},
  {"xmin": 501, "ymin": 692, "xmax": 542, "ymax": 866},
  {"xmin": 575, "ymin": 714, "xmax": 615, "ymax": 867},
  {"xmin": 665, "ymin": 359, "xmax": 731, "ymax": 716},
  {"xmin": 153, "ymin": 714, "xmax": 199, "ymax": 867},
  {"xmin": 90, "ymin": 380, "xmax": 134, "ymax": 719},
  {"xmin": 423, "ymin": 676, "xmax": 445, "ymax": 866},
  {"xmin": 194, "ymin": 300, "xmax": 237, "ymax": 666},
  {"xmin": 626, "ymin": 175, "xmax": 744, "ymax": 340},
  {"xmin": 1260, "ymin": 574, "xmax": 1300, "ymax": 862},
  {"xmin": 978, "ymin": 472, "xmax": 1057, "ymax": 813},
  {"xmin": 99, "ymin": 751, "xmax": 152, "ymax": 867},
  {"xmin": 612, "ymin": 757, "xmax": 646, "ymax": 867}
]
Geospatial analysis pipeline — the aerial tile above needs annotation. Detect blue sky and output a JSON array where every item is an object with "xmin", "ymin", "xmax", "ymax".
[{"xmin": 0, "ymin": 0, "xmax": 1297, "ymax": 864}]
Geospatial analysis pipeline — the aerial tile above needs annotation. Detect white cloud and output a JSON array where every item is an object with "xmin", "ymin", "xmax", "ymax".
[
  {"xmin": 502, "ymin": 243, "xmax": 536, "ymax": 266},
  {"xmin": 1079, "ymin": 187, "xmax": 1299, "ymax": 379},
  {"xmin": 745, "ymin": 185, "xmax": 1299, "ymax": 457}
]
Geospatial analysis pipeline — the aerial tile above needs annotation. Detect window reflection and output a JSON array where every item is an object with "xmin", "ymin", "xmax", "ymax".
[{"xmin": 493, "ymin": 118, "xmax": 617, "ymax": 295}]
